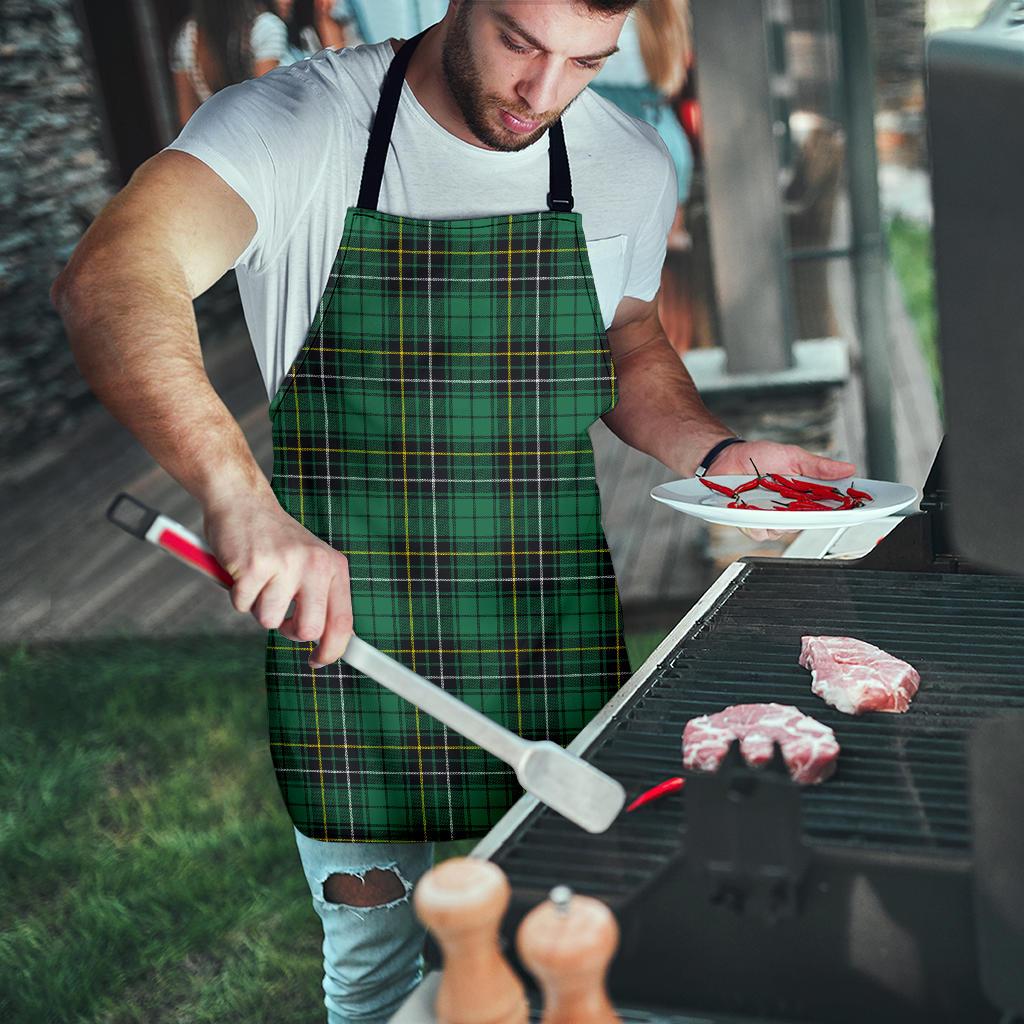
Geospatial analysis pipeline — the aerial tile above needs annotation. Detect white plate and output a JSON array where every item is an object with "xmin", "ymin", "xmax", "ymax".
[{"xmin": 650, "ymin": 476, "xmax": 920, "ymax": 530}]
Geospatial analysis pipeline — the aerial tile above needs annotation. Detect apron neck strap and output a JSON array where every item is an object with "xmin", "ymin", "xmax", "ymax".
[
  {"xmin": 358, "ymin": 29, "xmax": 427, "ymax": 212},
  {"xmin": 546, "ymin": 119, "xmax": 573, "ymax": 213},
  {"xmin": 357, "ymin": 29, "xmax": 575, "ymax": 214}
]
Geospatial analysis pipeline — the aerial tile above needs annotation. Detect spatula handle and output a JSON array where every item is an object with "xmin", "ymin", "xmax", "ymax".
[
  {"xmin": 342, "ymin": 637, "xmax": 527, "ymax": 766},
  {"xmin": 107, "ymin": 493, "xmax": 528, "ymax": 766}
]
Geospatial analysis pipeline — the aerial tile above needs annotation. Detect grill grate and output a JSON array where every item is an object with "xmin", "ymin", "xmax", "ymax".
[{"xmin": 492, "ymin": 563, "xmax": 1024, "ymax": 898}]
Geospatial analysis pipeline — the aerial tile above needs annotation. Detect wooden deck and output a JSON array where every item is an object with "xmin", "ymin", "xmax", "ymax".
[
  {"xmin": 0, "ymin": 326, "xmax": 271, "ymax": 644},
  {"xmin": 1, "ymin": 236, "xmax": 941, "ymax": 644}
]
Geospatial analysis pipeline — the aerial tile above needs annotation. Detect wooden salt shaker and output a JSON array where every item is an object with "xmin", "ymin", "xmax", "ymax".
[
  {"xmin": 413, "ymin": 857, "xmax": 528, "ymax": 1024},
  {"xmin": 516, "ymin": 885, "xmax": 621, "ymax": 1024}
]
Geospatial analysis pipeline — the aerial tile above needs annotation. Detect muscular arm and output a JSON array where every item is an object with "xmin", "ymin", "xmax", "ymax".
[
  {"xmin": 603, "ymin": 293, "xmax": 856, "ymax": 506},
  {"xmin": 52, "ymin": 150, "xmax": 263, "ymax": 507},
  {"xmin": 52, "ymin": 150, "xmax": 353, "ymax": 664},
  {"xmin": 602, "ymin": 295, "xmax": 733, "ymax": 476}
]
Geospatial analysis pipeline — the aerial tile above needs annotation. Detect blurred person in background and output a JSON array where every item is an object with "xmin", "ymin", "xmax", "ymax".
[
  {"xmin": 592, "ymin": 0, "xmax": 693, "ymax": 232},
  {"xmin": 335, "ymin": 0, "xmax": 448, "ymax": 43},
  {"xmin": 170, "ymin": 0, "xmax": 290, "ymax": 128},
  {"xmin": 275, "ymin": 0, "xmax": 352, "ymax": 63},
  {"xmin": 592, "ymin": 0, "xmax": 693, "ymax": 349}
]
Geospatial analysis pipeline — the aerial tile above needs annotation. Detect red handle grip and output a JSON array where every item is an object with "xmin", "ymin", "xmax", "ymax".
[{"xmin": 156, "ymin": 526, "xmax": 234, "ymax": 589}]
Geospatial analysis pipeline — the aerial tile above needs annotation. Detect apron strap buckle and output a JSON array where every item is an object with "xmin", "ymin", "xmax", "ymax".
[{"xmin": 546, "ymin": 191, "xmax": 574, "ymax": 213}]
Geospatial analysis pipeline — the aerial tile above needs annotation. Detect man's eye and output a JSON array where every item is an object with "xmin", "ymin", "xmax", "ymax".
[
  {"xmin": 575, "ymin": 59, "xmax": 600, "ymax": 71},
  {"xmin": 501, "ymin": 34, "xmax": 530, "ymax": 54}
]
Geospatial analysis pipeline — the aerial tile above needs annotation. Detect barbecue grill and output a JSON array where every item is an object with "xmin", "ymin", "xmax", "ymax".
[
  {"xmin": 460, "ymin": 10, "xmax": 1024, "ymax": 1022},
  {"xmin": 470, "ymin": 445, "xmax": 1024, "ymax": 1022}
]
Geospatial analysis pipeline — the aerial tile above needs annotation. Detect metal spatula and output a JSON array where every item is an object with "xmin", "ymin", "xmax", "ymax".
[{"xmin": 107, "ymin": 493, "xmax": 626, "ymax": 834}]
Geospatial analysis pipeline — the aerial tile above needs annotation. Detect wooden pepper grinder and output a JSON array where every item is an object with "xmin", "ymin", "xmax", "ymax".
[
  {"xmin": 413, "ymin": 857, "xmax": 528, "ymax": 1024},
  {"xmin": 516, "ymin": 885, "xmax": 621, "ymax": 1024}
]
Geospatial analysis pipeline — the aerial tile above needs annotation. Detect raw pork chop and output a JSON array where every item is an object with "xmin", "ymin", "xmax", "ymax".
[
  {"xmin": 799, "ymin": 636, "xmax": 920, "ymax": 716},
  {"xmin": 682, "ymin": 703, "xmax": 840, "ymax": 785}
]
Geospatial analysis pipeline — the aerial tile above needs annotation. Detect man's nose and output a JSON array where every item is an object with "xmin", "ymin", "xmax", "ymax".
[{"xmin": 516, "ymin": 61, "xmax": 562, "ymax": 118}]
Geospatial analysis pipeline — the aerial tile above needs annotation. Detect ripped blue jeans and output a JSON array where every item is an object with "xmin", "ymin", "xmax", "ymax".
[{"xmin": 293, "ymin": 826, "xmax": 436, "ymax": 1023}]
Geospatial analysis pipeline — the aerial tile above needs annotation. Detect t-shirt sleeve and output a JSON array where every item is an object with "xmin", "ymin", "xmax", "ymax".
[
  {"xmin": 251, "ymin": 11, "xmax": 289, "ymax": 63},
  {"xmin": 164, "ymin": 65, "xmax": 339, "ymax": 273},
  {"xmin": 169, "ymin": 23, "xmax": 190, "ymax": 74},
  {"xmin": 623, "ymin": 137, "xmax": 677, "ymax": 302}
]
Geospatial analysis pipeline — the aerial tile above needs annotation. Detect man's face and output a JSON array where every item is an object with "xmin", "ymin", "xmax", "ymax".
[{"xmin": 441, "ymin": 1, "xmax": 627, "ymax": 151}]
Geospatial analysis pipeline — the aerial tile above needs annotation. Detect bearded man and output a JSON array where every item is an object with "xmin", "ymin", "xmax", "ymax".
[{"xmin": 52, "ymin": 2, "xmax": 854, "ymax": 1020}]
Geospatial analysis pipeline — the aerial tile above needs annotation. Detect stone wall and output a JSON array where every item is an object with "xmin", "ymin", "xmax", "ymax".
[
  {"xmin": 0, "ymin": 0, "xmax": 245, "ymax": 468},
  {"xmin": 0, "ymin": 0, "xmax": 115, "ymax": 465}
]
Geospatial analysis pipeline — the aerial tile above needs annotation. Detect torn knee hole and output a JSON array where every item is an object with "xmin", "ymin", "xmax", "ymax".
[{"xmin": 323, "ymin": 868, "xmax": 406, "ymax": 908}]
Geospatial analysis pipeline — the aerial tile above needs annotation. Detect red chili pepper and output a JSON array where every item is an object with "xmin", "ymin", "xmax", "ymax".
[
  {"xmin": 748, "ymin": 459, "xmax": 771, "ymax": 488},
  {"xmin": 762, "ymin": 480, "xmax": 820, "ymax": 501},
  {"xmin": 783, "ymin": 474, "xmax": 839, "ymax": 494},
  {"xmin": 728, "ymin": 500, "xmax": 772, "ymax": 509},
  {"xmin": 775, "ymin": 474, "xmax": 844, "ymax": 498},
  {"xmin": 626, "ymin": 776, "xmax": 686, "ymax": 812},
  {"xmin": 780, "ymin": 498, "xmax": 833, "ymax": 511},
  {"xmin": 735, "ymin": 478, "xmax": 762, "ymax": 494},
  {"xmin": 847, "ymin": 485, "xmax": 873, "ymax": 502},
  {"xmin": 699, "ymin": 478, "xmax": 737, "ymax": 498}
]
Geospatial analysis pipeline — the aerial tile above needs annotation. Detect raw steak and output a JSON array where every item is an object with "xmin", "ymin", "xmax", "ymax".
[
  {"xmin": 682, "ymin": 703, "xmax": 840, "ymax": 785},
  {"xmin": 799, "ymin": 635, "xmax": 920, "ymax": 716}
]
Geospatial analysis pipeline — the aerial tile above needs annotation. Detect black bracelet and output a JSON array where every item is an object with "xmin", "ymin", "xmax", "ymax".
[{"xmin": 694, "ymin": 437, "xmax": 745, "ymax": 478}]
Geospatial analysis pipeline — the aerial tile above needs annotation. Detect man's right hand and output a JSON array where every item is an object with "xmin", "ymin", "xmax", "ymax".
[
  {"xmin": 203, "ymin": 492, "xmax": 353, "ymax": 669},
  {"xmin": 49, "ymin": 149, "xmax": 355, "ymax": 664}
]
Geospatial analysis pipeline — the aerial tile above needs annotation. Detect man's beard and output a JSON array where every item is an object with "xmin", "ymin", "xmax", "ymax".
[{"xmin": 441, "ymin": 5, "xmax": 563, "ymax": 151}]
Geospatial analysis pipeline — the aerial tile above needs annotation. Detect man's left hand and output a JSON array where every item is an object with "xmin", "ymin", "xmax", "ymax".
[{"xmin": 707, "ymin": 440, "xmax": 857, "ymax": 543}]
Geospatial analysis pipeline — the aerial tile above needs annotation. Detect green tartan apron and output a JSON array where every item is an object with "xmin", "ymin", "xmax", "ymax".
[{"xmin": 265, "ymin": 30, "xmax": 630, "ymax": 842}]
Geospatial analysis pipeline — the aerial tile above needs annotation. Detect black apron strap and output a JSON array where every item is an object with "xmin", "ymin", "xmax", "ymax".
[
  {"xmin": 357, "ymin": 29, "xmax": 429, "ymax": 211},
  {"xmin": 546, "ymin": 119, "xmax": 574, "ymax": 213},
  {"xmin": 358, "ymin": 28, "xmax": 575, "ymax": 214}
]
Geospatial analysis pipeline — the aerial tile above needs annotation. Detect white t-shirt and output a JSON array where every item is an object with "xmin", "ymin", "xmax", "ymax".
[{"xmin": 167, "ymin": 40, "xmax": 676, "ymax": 400}]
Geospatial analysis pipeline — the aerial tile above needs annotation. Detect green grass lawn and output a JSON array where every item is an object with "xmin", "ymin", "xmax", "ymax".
[
  {"xmin": 1, "ymin": 630, "xmax": 666, "ymax": 1023},
  {"xmin": 886, "ymin": 215, "xmax": 942, "ymax": 414}
]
